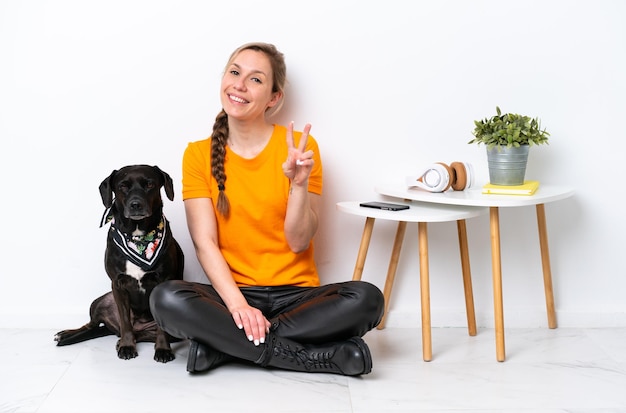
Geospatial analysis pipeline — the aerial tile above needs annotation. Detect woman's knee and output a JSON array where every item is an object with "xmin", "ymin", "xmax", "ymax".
[
  {"xmin": 345, "ymin": 281, "xmax": 385, "ymax": 319},
  {"xmin": 350, "ymin": 280, "xmax": 383, "ymax": 302},
  {"xmin": 149, "ymin": 279, "xmax": 191, "ymax": 319}
]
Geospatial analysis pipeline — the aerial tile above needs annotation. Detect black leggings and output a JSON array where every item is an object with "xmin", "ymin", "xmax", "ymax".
[{"xmin": 149, "ymin": 280, "xmax": 384, "ymax": 362}]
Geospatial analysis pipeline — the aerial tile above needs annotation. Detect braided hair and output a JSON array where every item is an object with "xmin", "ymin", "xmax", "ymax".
[
  {"xmin": 211, "ymin": 42, "xmax": 287, "ymax": 217},
  {"xmin": 210, "ymin": 109, "xmax": 230, "ymax": 217}
]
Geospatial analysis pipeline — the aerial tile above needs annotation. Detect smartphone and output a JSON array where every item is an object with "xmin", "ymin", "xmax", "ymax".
[{"xmin": 359, "ymin": 201, "xmax": 410, "ymax": 211}]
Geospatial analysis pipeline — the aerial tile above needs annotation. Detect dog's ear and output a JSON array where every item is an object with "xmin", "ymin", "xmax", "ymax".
[
  {"xmin": 154, "ymin": 166, "xmax": 175, "ymax": 202},
  {"xmin": 99, "ymin": 169, "xmax": 117, "ymax": 207}
]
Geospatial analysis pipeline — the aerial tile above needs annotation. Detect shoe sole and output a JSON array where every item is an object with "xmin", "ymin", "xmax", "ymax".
[{"xmin": 186, "ymin": 340, "xmax": 199, "ymax": 373}]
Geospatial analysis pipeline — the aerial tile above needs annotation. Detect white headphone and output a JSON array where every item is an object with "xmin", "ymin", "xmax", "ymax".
[{"xmin": 406, "ymin": 162, "xmax": 474, "ymax": 193}]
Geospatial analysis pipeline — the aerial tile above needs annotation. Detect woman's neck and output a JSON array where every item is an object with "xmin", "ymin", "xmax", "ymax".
[{"xmin": 227, "ymin": 119, "xmax": 274, "ymax": 159}]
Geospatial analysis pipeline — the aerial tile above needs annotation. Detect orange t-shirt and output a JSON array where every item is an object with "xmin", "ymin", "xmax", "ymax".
[{"xmin": 182, "ymin": 124, "xmax": 323, "ymax": 287}]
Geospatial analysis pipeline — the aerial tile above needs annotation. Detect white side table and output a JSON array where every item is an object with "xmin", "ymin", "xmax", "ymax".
[
  {"xmin": 375, "ymin": 183, "xmax": 575, "ymax": 361},
  {"xmin": 337, "ymin": 201, "xmax": 486, "ymax": 361}
]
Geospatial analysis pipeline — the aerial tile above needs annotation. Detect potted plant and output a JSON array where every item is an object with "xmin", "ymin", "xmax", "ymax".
[{"xmin": 468, "ymin": 106, "xmax": 550, "ymax": 185}]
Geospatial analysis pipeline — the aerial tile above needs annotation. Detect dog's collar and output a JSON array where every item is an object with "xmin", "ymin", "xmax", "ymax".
[{"xmin": 100, "ymin": 204, "xmax": 171, "ymax": 271}]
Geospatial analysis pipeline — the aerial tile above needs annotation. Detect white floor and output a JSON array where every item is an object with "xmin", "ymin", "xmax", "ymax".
[{"xmin": 1, "ymin": 326, "xmax": 626, "ymax": 413}]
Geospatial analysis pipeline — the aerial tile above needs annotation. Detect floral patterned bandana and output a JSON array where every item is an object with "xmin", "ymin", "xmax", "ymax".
[{"xmin": 100, "ymin": 204, "xmax": 170, "ymax": 271}]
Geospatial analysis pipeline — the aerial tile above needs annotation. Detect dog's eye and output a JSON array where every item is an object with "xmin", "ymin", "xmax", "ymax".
[
  {"xmin": 146, "ymin": 181, "xmax": 155, "ymax": 190},
  {"xmin": 118, "ymin": 184, "xmax": 129, "ymax": 192}
]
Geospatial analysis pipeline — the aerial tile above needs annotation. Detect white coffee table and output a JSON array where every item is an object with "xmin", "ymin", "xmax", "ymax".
[
  {"xmin": 337, "ymin": 201, "xmax": 486, "ymax": 361},
  {"xmin": 375, "ymin": 183, "xmax": 575, "ymax": 361}
]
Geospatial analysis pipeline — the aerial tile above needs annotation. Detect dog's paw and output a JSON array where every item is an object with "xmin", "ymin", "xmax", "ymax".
[
  {"xmin": 154, "ymin": 349, "xmax": 175, "ymax": 363},
  {"xmin": 116, "ymin": 344, "xmax": 139, "ymax": 360},
  {"xmin": 54, "ymin": 331, "xmax": 71, "ymax": 346}
]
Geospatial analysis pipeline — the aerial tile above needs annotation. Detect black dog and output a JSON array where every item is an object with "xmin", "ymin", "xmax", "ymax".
[{"xmin": 55, "ymin": 165, "xmax": 184, "ymax": 363}]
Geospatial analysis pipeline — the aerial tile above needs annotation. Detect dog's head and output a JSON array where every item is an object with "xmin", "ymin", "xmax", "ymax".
[{"xmin": 99, "ymin": 165, "xmax": 175, "ymax": 221}]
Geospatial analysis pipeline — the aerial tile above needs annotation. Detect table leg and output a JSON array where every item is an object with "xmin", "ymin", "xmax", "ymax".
[
  {"xmin": 378, "ymin": 221, "xmax": 408, "ymax": 330},
  {"xmin": 457, "ymin": 219, "xmax": 477, "ymax": 337},
  {"xmin": 418, "ymin": 222, "xmax": 432, "ymax": 362},
  {"xmin": 536, "ymin": 203, "xmax": 557, "ymax": 329},
  {"xmin": 352, "ymin": 217, "xmax": 375, "ymax": 281},
  {"xmin": 489, "ymin": 207, "xmax": 506, "ymax": 362}
]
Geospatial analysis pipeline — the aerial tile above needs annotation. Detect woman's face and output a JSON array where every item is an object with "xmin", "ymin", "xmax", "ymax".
[{"xmin": 221, "ymin": 49, "xmax": 281, "ymax": 121}]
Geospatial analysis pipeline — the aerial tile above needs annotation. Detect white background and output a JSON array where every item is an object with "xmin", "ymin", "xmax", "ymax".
[{"xmin": 1, "ymin": 0, "xmax": 624, "ymax": 329}]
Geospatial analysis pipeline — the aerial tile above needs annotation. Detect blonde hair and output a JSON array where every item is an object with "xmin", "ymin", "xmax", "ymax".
[{"xmin": 211, "ymin": 42, "xmax": 287, "ymax": 217}]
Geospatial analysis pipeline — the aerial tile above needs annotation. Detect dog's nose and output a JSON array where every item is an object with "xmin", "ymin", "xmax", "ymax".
[
  {"xmin": 129, "ymin": 200, "xmax": 144, "ymax": 211},
  {"xmin": 124, "ymin": 194, "xmax": 151, "ymax": 220}
]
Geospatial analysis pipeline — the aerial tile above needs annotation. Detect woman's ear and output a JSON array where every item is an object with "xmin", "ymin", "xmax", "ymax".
[{"xmin": 267, "ymin": 91, "xmax": 283, "ymax": 108}]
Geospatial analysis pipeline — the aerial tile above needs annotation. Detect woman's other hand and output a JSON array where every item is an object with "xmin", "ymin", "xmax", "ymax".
[{"xmin": 231, "ymin": 303, "xmax": 271, "ymax": 346}]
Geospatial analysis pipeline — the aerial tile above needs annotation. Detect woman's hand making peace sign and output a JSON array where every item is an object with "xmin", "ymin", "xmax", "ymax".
[{"xmin": 282, "ymin": 122, "xmax": 314, "ymax": 186}]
